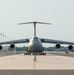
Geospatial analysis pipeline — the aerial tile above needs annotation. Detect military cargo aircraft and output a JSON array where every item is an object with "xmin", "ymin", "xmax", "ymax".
[{"xmin": 0, "ymin": 21, "xmax": 74, "ymax": 55}]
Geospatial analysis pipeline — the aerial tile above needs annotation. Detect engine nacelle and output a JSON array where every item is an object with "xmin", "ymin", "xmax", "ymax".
[
  {"xmin": 0, "ymin": 45, "xmax": 2, "ymax": 50},
  {"xmin": 55, "ymin": 44, "xmax": 61, "ymax": 48},
  {"xmin": 68, "ymin": 45, "xmax": 73, "ymax": 50},
  {"xmin": 10, "ymin": 44, "xmax": 15, "ymax": 49}
]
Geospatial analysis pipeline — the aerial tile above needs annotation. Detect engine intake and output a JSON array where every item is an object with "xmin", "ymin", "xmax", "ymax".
[
  {"xmin": 68, "ymin": 45, "xmax": 73, "ymax": 50},
  {"xmin": 0, "ymin": 45, "xmax": 2, "ymax": 50},
  {"xmin": 10, "ymin": 44, "xmax": 15, "ymax": 49},
  {"xmin": 56, "ymin": 44, "xmax": 61, "ymax": 48}
]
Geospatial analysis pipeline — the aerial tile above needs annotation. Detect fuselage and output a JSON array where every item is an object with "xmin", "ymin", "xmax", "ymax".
[{"xmin": 27, "ymin": 37, "xmax": 44, "ymax": 53}]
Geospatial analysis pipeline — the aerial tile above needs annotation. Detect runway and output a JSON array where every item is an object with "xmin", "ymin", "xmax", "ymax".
[
  {"xmin": 0, "ymin": 53, "xmax": 74, "ymax": 75},
  {"xmin": 0, "ymin": 53, "xmax": 74, "ymax": 70},
  {"xmin": 50, "ymin": 52, "xmax": 74, "ymax": 58}
]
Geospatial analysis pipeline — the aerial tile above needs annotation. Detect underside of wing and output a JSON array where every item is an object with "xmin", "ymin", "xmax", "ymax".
[
  {"xmin": 0, "ymin": 38, "xmax": 29, "ymax": 45},
  {"xmin": 40, "ymin": 38, "xmax": 74, "ymax": 45}
]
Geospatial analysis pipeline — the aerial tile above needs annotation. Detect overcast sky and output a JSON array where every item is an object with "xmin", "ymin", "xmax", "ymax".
[{"xmin": 0, "ymin": 0, "xmax": 74, "ymax": 46}]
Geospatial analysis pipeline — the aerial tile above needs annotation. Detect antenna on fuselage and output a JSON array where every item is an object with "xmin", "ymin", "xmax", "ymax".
[{"xmin": 18, "ymin": 21, "xmax": 52, "ymax": 37}]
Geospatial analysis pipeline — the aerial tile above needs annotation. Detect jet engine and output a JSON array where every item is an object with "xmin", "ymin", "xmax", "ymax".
[
  {"xmin": 68, "ymin": 45, "xmax": 73, "ymax": 50},
  {"xmin": 55, "ymin": 44, "xmax": 61, "ymax": 48},
  {"xmin": 0, "ymin": 45, "xmax": 2, "ymax": 50},
  {"xmin": 10, "ymin": 44, "xmax": 15, "ymax": 49}
]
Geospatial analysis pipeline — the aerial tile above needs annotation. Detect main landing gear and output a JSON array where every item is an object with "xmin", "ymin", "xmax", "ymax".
[
  {"xmin": 39, "ymin": 53, "xmax": 46, "ymax": 55},
  {"xmin": 24, "ymin": 52, "xmax": 46, "ymax": 55}
]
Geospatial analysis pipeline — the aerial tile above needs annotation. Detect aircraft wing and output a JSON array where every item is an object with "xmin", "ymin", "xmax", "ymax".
[
  {"xmin": 0, "ymin": 39, "xmax": 29, "ymax": 45},
  {"xmin": 40, "ymin": 38, "xmax": 74, "ymax": 45}
]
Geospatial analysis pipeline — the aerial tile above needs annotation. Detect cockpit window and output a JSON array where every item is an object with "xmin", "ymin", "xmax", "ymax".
[{"xmin": 34, "ymin": 37, "xmax": 38, "ymax": 39}]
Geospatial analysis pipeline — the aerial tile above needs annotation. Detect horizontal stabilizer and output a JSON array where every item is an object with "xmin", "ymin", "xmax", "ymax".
[
  {"xmin": 18, "ymin": 22, "xmax": 34, "ymax": 25},
  {"xmin": 36, "ymin": 22, "xmax": 52, "ymax": 25},
  {"xmin": 18, "ymin": 21, "xmax": 52, "ymax": 25}
]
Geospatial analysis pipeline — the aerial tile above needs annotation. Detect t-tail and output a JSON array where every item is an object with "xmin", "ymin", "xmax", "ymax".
[{"xmin": 18, "ymin": 21, "xmax": 52, "ymax": 37}]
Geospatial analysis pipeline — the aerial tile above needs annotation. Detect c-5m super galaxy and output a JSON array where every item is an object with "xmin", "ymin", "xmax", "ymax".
[{"xmin": 0, "ymin": 21, "xmax": 74, "ymax": 55}]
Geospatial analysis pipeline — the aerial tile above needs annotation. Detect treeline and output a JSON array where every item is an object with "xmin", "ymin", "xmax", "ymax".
[
  {"xmin": 16, "ymin": 46, "xmax": 64, "ymax": 51},
  {"xmin": 44, "ymin": 47, "xmax": 57, "ymax": 51},
  {"xmin": 44, "ymin": 46, "xmax": 64, "ymax": 51},
  {"xmin": 16, "ymin": 46, "xmax": 27, "ymax": 51}
]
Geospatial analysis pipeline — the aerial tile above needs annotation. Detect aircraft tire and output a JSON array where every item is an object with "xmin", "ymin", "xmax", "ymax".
[
  {"xmin": 39, "ymin": 53, "xmax": 43, "ymax": 55},
  {"xmin": 27, "ymin": 53, "xmax": 31, "ymax": 55},
  {"xmin": 24, "ymin": 53, "xmax": 27, "ymax": 55},
  {"xmin": 43, "ymin": 53, "xmax": 46, "ymax": 55}
]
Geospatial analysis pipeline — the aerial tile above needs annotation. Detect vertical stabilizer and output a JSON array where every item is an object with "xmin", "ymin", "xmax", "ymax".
[{"xmin": 18, "ymin": 21, "xmax": 52, "ymax": 37}]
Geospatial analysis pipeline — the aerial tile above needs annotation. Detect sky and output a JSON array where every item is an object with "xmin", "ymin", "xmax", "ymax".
[{"xmin": 0, "ymin": 0, "xmax": 74, "ymax": 47}]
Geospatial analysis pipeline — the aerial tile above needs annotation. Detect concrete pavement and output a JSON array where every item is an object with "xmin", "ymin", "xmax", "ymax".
[{"xmin": 0, "ymin": 54, "xmax": 74, "ymax": 70}]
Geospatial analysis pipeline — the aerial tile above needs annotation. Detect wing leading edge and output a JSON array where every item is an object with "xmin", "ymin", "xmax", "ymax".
[
  {"xmin": 0, "ymin": 39, "xmax": 29, "ymax": 45},
  {"xmin": 40, "ymin": 38, "xmax": 74, "ymax": 45},
  {"xmin": 0, "ymin": 38, "xmax": 74, "ymax": 45}
]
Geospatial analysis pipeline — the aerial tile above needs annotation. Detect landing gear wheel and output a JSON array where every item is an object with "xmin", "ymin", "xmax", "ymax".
[
  {"xmin": 24, "ymin": 53, "xmax": 27, "ymax": 55},
  {"xmin": 27, "ymin": 53, "xmax": 31, "ymax": 55},
  {"xmin": 33, "ymin": 53, "xmax": 38, "ymax": 55},
  {"xmin": 43, "ymin": 53, "xmax": 46, "ymax": 55},
  {"xmin": 39, "ymin": 53, "xmax": 46, "ymax": 55},
  {"xmin": 39, "ymin": 53, "xmax": 43, "ymax": 55},
  {"xmin": 24, "ymin": 53, "xmax": 31, "ymax": 55}
]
